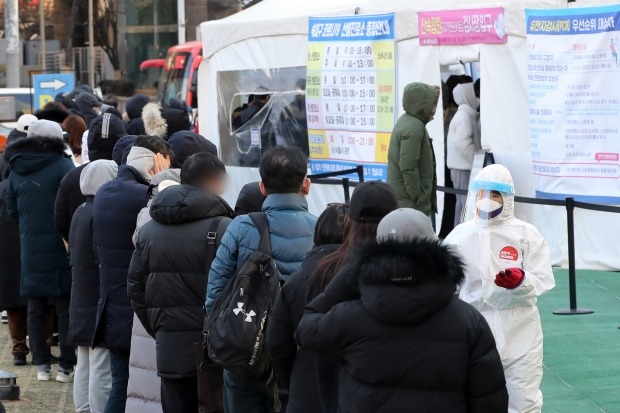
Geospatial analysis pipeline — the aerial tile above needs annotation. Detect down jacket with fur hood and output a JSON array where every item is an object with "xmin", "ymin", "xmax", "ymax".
[
  {"xmin": 4, "ymin": 136, "xmax": 74, "ymax": 297},
  {"xmin": 296, "ymin": 238, "xmax": 508, "ymax": 413}
]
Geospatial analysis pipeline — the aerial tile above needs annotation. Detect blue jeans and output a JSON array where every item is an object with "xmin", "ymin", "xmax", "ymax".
[
  {"xmin": 104, "ymin": 349, "xmax": 129, "ymax": 413},
  {"xmin": 223, "ymin": 370, "xmax": 286, "ymax": 413}
]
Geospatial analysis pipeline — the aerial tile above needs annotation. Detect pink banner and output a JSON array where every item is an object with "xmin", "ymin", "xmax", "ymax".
[{"xmin": 418, "ymin": 8, "xmax": 507, "ymax": 46}]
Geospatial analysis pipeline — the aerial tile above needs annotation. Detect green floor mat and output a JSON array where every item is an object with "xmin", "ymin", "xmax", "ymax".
[{"xmin": 539, "ymin": 270, "xmax": 620, "ymax": 413}]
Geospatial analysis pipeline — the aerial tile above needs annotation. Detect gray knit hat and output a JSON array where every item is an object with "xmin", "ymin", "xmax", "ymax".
[{"xmin": 377, "ymin": 208, "xmax": 437, "ymax": 243}]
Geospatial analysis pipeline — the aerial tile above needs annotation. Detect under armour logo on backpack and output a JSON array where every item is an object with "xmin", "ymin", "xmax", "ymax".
[{"xmin": 232, "ymin": 302, "xmax": 256, "ymax": 322}]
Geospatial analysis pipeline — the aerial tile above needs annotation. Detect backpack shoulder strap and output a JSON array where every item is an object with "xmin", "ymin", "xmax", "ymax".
[
  {"xmin": 248, "ymin": 212, "xmax": 272, "ymax": 255},
  {"xmin": 205, "ymin": 216, "xmax": 224, "ymax": 271}
]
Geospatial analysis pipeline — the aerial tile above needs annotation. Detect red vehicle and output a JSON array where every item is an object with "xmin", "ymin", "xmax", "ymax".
[
  {"xmin": 157, "ymin": 41, "xmax": 203, "ymax": 110},
  {"xmin": 138, "ymin": 58, "xmax": 166, "ymax": 92}
]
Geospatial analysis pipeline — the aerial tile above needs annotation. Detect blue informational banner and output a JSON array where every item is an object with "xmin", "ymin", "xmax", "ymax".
[
  {"xmin": 32, "ymin": 73, "xmax": 76, "ymax": 110},
  {"xmin": 306, "ymin": 14, "xmax": 396, "ymax": 181},
  {"xmin": 526, "ymin": 6, "xmax": 620, "ymax": 203}
]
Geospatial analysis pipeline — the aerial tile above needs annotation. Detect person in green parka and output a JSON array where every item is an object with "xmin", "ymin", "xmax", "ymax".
[
  {"xmin": 387, "ymin": 82, "xmax": 440, "ymax": 219},
  {"xmin": 3, "ymin": 119, "xmax": 77, "ymax": 383}
]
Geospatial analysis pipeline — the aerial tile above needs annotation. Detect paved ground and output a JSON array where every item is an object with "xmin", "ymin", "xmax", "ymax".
[
  {"xmin": 0, "ymin": 325, "xmax": 73, "ymax": 412},
  {"xmin": 0, "ymin": 269, "xmax": 618, "ymax": 412}
]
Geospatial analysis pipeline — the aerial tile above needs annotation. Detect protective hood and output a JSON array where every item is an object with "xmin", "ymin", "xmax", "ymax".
[
  {"xmin": 79, "ymin": 159, "xmax": 118, "ymax": 196},
  {"xmin": 125, "ymin": 94, "xmax": 151, "ymax": 120},
  {"xmin": 464, "ymin": 164, "xmax": 515, "ymax": 225},
  {"xmin": 352, "ymin": 239, "xmax": 464, "ymax": 325},
  {"xmin": 402, "ymin": 82, "xmax": 439, "ymax": 124},
  {"xmin": 453, "ymin": 83, "xmax": 477, "ymax": 109},
  {"xmin": 126, "ymin": 146, "xmax": 155, "ymax": 182},
  {"xmin": 3, "ymin": 136, "xmax": 68, "ymax": 175},
  {"xmin": 150, "ymin": 184, "xmax": 234, "ymax": 225}
]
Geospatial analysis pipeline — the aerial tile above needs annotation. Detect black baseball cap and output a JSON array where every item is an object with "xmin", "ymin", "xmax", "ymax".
[{"xmin": 348, "ymin": 181, "xmax": 399, "ymax": 223}]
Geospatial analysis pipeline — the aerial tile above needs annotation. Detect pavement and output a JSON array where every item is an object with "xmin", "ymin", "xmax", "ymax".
[
  {"xmin": 0, "ymin": 269, "xmax": 619, "ymax": 412},
  {"xmin": 0, "ymin": 326, "xmax": 73, "ymax": 413}
]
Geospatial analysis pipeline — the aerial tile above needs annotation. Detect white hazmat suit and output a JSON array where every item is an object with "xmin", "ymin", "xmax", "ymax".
[{"xmin": 444, "ymin": 165, "xmax": 555, "ymax": 413}]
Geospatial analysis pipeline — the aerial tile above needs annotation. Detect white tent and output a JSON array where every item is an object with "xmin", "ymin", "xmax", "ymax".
[{"xmin": 199, "ymin": 0, "xmax": 620, "ymax": 271}]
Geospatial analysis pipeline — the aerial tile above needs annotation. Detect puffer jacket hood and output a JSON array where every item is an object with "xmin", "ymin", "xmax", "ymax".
[
  {"xmin": 168, "ymin": 131, "xmax": 217, "ymax": 168},
  {"xmin": 150, "ymin": 184, "xmax": 234, "ymax": 225},
  {"xmin": 353, "ymin": 238, "xmax": 464, "ymax": 325},
  {"xmin": 453, "ymin": 83, "xmax": 477, "ymax": 109},
  {"xmin": 402, "ymin": 82, "xmax": 439, "ymax": 124},
  {"xmin": 79, "ymin": 159, "xmax": 118, "ymax": 196},
  {"xmin": 4, "ymin": 136, "xmax": 68, "ymax": 175},
  {"xmin": 8, "ymin": 128, "xmax": 26, "ymax": 141},
  {"xmin": 126, "ymin": 95, "xmax": 151, "ymax": 120},
  {"xmin": 126, "ymin": 146, "xmax": 155, "ymax": 182}
]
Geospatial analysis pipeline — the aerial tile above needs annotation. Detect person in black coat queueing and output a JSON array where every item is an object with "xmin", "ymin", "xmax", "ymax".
[
  {"xmin": 54, "ymin": 113, "xmax": 128, "ymax": 242},
  {"xmin": 3, "ymin": 120, "xmax": 76, "ymax": 382},
  {"xmin": 92, "ymin": 135, "xmax": 172, "ymax": 413},
  {"xmin": 128, "ymin": 152, "xmax": 235, "ymax": 413},
  {"xmin": 296, "ymin": 208, "xmax": 509, "ymax": 413},
  {"xmin": 266, "ymin": 204, "xmax": 347, "ymax": 413},
  {"xmin": 68, "ymin": 160, "xmax": 118, "ymax": 413}
]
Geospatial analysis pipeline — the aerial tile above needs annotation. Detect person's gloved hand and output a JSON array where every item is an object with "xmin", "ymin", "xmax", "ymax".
[{"xmin": 494, "ymin": 268, "xmax": 525, "ymax": 289}]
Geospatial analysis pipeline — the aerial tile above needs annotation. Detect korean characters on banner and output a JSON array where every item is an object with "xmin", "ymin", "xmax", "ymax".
[
  {"xmin": 418, "ymin": 7, "xmax": 507, "ymax": 46},
  {"xmin": 527, "ymin": 6, "xmax": 620, "ymax": 203},
  {"xmin": 306, "ymin": 13, "xmax": 396, "ymax": 181}
]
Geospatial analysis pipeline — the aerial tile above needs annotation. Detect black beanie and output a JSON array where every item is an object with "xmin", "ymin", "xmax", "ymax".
[
  {"xmin": 168, "ymin": 131, "xmax": 217, "ymax": 168},
  {"xmin": 88, "ymin": 113, "xmax": 127, "ymax": 161}
]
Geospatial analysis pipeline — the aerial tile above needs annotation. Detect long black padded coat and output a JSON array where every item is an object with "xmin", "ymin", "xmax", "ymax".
[
  {"xmin": 127, "ymin": 184, "xmax": 234, "ymax": 378},
  {"xmin": 0, "ymin": 172, "xmax": 25, "ymax": 310},
  {"xmin": 266, "ymin": 244, "xmax": 339, "ymax": 413},
  {"xmin": 296, "ymin": 238, "xmax": 509, "ymax": 413},
  {"xmin": 92, "ymin": 165, "xmax": 150, "ymax": 351}
]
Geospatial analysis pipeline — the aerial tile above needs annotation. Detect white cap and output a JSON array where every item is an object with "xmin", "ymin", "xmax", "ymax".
[
  {"xmin": 16, "ymin": 114, "xmax": 38, "ymax": 133},
  {"xmin": 377, "ymin": 208, "xmax": 437, "ymax": 243},
  {"xmin": 26, "ymin": 119, "xmax": 64, "ymax": 140}
]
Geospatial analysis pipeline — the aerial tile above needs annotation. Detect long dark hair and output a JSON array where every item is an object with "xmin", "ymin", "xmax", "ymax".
[
  {"xmin": 312, "ymin": 217, "xmax": 379, "ymax": 292},
  {"xmin": 314, "ymin": 204, "xmax": 347, "ymax": 247}
]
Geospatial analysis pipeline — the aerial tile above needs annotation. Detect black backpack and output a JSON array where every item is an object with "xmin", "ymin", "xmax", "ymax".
[{"xmin": 207, "ymin": 212, "xmax": 283, "ymax": 378}]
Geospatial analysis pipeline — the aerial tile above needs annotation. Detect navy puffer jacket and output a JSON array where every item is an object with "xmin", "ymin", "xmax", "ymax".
[{"xmin": 92, "ymin": 165, "xmax": 150, "ymax": 351}]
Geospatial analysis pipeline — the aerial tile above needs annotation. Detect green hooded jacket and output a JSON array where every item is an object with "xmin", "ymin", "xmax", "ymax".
[{"xmin": 387, "ymin": 82, "xmax": 438, "ymax": 215}]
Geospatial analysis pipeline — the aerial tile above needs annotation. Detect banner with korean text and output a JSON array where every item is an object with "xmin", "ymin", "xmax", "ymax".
[
  {"xmin": 306, "ymin": 14, "xmax": 396, "ymax": 181},
  {"xmin": 418, "ymin": 8, "xmax": 507, "ymax": 46},
  {"xmin": 527, "ymin": 5, "xmax": 620, "ymax": 203}
]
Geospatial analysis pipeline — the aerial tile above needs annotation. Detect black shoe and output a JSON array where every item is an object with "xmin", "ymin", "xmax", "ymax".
[{"xmin": 13, "ymin": 355, "xmax": 27, "ymax": 366}]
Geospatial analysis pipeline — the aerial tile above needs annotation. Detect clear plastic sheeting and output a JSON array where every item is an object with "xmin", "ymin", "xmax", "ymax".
[{"xmin": 217, "ymin": 67, "xmax": 309, "ymax": 167}]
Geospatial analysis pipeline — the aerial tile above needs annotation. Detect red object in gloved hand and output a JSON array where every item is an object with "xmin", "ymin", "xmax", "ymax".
[{"xmin": 494, "ymin": 268, "xmax": 525, "ymax": 289}]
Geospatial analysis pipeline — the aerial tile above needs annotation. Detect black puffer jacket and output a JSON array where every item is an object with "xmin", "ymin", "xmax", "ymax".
[
  {"xmin": 0, "ymin": 175, "xmax": 25, "ymax": 310},
  {"xmin": 297, "ymin": 239, "xmax": 508, "ymax": 413},
  {"xmin": 266, "ymin": 244, "xmax": 339, "ymax": 413},
  {"xmin": 92, "ymin": 165, "xmax": 150, "ymax": 351},
  {"xmin": 127, "ymin": 184, "xmax": 234, "ymax": 378},
  {"xmin": 54, "ymin": 163, "xmax": 88, "ymax": 242}
]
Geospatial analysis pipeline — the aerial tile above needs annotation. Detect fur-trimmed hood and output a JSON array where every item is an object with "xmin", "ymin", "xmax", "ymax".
[
  {"xmin": 350, "ymin": 238, "xmax": 465, "ymax": 325},
  {"xmin": 142, "ymin": 103, "xmax": 167, "ymax": 138},
  {"xmin": 3, "ymin": 136, "xmax": 69, "ymax": 175}
]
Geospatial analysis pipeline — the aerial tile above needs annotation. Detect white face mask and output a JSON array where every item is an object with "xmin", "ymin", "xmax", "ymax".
[{"xmin": 476, "ymin": 198, "xmax": 503, "ymax": 214}]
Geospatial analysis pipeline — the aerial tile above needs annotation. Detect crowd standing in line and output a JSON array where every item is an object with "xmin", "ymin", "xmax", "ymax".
[{"xmin": 0, "ymin": 81, "xmax": 554, "ymax": 413}]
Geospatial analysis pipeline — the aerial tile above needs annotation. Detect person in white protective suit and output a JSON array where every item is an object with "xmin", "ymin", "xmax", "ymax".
[{"xmin": 444, "ymin": 164, "xmax": 555, "ymax": 413}]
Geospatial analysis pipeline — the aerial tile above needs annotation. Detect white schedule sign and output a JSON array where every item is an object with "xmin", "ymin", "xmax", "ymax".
[
  {"xmin": 527, "ymin": 6, "xmax": 620, "ymax": 203},
  {"xmin": 306, "ymin": 14, "xmax": 396, "ymax": 181}
]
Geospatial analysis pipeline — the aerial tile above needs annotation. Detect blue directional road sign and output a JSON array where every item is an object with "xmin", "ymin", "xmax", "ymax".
[{"xmin": 32, "ymin": 73, "xmax": 76, "ymax": 110}]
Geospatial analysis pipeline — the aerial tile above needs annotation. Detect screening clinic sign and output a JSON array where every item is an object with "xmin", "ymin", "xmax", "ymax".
[
  {"xmin": 306, "ymin": 14, "xmax": 396, "ymax": 181},
  {"xmin": 527, "ymin": 6, "xmax": 620, "ymax": 203},
  {"xmin": 418, "ymin": 8, "xmax": 507, "ymax": 46}
]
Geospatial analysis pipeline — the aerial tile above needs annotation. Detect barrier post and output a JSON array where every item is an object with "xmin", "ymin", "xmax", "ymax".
[
  {"xmin": 342, "ymin": 178, "xmax": 351, "ymax": 203},
  {"xmin": 553, "ymin": 197, "xmax": 594, "ymax": 315}
]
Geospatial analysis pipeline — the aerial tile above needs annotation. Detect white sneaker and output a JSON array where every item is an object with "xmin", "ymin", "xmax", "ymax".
[
  {"xmin": 37, "ymin": 365, "xmax": 51, "ymax": 381},
  {"xmin": 56, "ymin": 368, "xmax": 74, "ymax": 383},
  {"xmin": 1, "ymin": 310, "xmax": 7, "ymax": 324}
]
